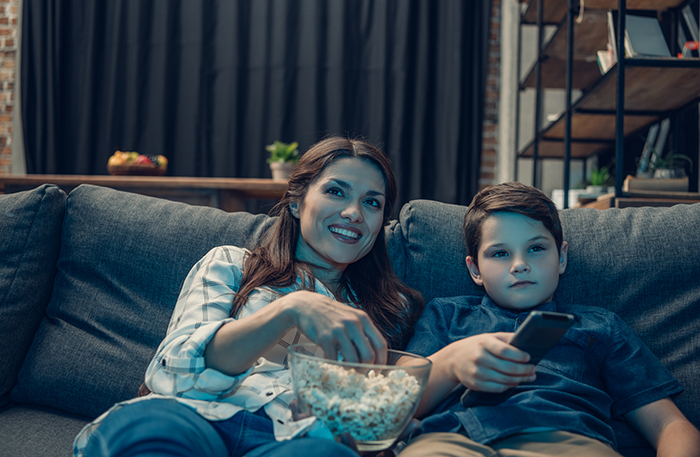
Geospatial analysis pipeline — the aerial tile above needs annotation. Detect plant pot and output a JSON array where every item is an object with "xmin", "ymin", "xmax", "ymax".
[
  {"xmin": 653, "ymin": 168, "xmax": 686, "ymax": 179},
  {"xmin": 585, "ymin": 185, "xmax": 606, "ymax": 194},
  {"xmin": 270, "ymin": 162, "xmax": 295, "ymax": 180}
]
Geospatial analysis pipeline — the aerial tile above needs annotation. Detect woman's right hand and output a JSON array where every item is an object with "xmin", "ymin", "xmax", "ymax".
[
  {"xmin": 280, "ymin": 290, "xmax": 388, "ymax": 365},
  {"xmin": 205, "ymin": 290, "xmax": 388, "ymax": 376}
]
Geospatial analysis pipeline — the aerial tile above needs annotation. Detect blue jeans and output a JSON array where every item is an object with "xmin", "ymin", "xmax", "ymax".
[{"xmin": 83, "ymin": 398, "xmax": 359, "ymax": 457}]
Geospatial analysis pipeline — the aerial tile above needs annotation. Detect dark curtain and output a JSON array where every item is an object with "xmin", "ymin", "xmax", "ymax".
[{"xmin": 21, "ymin": 0, "xmax": 489, "ymax": 209}]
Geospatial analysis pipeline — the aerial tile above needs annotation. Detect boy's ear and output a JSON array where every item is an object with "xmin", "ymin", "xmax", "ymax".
[
  {"xmin": 466, "ymin": 256, "xmax": 484, "ymax": 286},
  {"xmin": 558, "ymin": 241, "xmax": 568, "ymax": 274}
]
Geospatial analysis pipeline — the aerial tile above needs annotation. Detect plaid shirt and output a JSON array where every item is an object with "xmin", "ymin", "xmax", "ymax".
[{"xmin": 74, "ymin": 246, "xmax": 337, "ymax": 456}]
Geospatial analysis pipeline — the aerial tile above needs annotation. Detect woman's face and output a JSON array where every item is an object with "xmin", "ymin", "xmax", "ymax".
[{"xmin": 292, "ymin": 157, "xmax": 386, "ymax": 278}]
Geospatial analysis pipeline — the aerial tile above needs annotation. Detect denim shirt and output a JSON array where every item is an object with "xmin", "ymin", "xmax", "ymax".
[{"xmin": 405, "ymin": 295, "xmax": 683, "ymax": 448}]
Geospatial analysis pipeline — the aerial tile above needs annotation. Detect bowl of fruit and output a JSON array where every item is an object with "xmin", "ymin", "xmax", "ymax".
[
  {"xmin": 288, "ymin": 343, "xmax": 432, "ymax": 452},
  {"xmin": 107, "ymin": 150, "xmax": 168, "ymax": 176}
]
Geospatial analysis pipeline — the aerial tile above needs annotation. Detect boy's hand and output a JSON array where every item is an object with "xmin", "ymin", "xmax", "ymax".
[
  {"xmin": 450, "ymin": 332, "xmax": 537, "ymax": 393},
  {"xmin": 412, "ymin": 332, "xmax": 537, "ymax": 417}
]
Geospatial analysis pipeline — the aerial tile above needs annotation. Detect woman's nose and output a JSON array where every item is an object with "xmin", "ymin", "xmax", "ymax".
[{"xmin": 341, "ymin": 202, "xmax": 363, "ymax": 222}]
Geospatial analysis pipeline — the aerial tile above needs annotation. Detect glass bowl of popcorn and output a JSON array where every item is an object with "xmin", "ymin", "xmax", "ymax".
[{"xmin": 288, "ymin": 343, "xmax": 432, "ymax": 452}]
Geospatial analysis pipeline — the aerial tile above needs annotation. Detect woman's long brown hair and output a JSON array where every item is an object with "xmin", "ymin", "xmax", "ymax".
[{"xmin": 230, "ymin": 136, "xmax": 424, "ymax": 350}]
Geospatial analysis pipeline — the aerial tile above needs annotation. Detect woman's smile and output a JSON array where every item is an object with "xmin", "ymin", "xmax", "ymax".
[{"xmin": 329, "ymin": 225, "xmax": 363, "ymax": 241}]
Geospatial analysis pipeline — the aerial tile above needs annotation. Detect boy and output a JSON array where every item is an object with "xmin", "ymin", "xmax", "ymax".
[{"xmin": 398, "ymin": 182, "xmax": 700, "ymax": 457}]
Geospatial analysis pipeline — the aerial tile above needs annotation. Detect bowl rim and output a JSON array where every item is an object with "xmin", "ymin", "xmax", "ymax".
[{"xmin": 287, "ymin": 342, "xmax": 432, "ymax": 370}]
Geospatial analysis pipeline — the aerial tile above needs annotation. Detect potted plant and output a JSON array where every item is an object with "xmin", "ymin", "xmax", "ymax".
[
  {"xmin": 648, "ymin": 151, "xmax": 693, "ymax": 179},
  {"xmin": 585, "ymin": 165, "xmax": 612, "ymax": 194},
  {"xmin": 266, "ymin": 141, "xmax": 300, "ymax": 180}
]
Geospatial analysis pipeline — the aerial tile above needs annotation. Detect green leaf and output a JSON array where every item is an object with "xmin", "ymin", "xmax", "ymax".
[{"xmin": 266, "ymin": 140, "xmax": 300, "ymax": 164}]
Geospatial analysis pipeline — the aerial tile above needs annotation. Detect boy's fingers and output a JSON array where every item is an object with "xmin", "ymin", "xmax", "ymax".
[
  {"xmin": 474, "ymin": 362, "xmax": 536, "ymax": 388},
  {"xmin": 487, "ymin": 333, "xmax": 532, "ymax": 364}
]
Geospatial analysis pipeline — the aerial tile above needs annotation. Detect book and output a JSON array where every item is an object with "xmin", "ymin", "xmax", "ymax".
[
  {"xmin": 624, "ymin": 14, "xmax": 671, "ymax": 57},
  {"xmin": 636, "ymin": 119, "xmax": 671, "ymax": 176},
  {"xmin": 636, "ymin": 123, "xmax": 660, "ymax": 175},
  {"xmin": 607, "ymin": 11, "xmax": 670, "ymax": 62},
  {"xmin": 607, "ymin": 10, "xmax": 618, "ymax": 62},
  {"xmin": 652, "ymin": 118, "xmax": 671, "ymax": 165},
  {"xmin": 596, "ymin": 50, "xmax": 613, "ymax": 74},
  {"xmin": 623, "ymin": 174, "xmax": 689, "ymax": 192}
]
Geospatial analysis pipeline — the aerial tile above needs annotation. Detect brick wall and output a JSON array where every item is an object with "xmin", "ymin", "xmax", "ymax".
[
  {"xmin": 0, "ymin": 0, "xmax": 18, "ymax": 176},
  {"xmin": 479, "ymin": 0, "xmax": 501, "ymax": 190}
]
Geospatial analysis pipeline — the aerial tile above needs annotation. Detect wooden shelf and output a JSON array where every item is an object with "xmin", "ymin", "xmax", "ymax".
[
  {"xmin": 584, "ymin": 0, "xmax": 690, "ymax": 11},
  {"xmin": 521, "ymin": 58, "xmax": 603, "ymax": 91},
  {"xmin": 521, "ymin": 10, "xmax": 608, "ymax": 90},
  {"xmin": 521, "ymin": 0, "xmax": 690, "ymax": 25},
  {"xmin": 580, "ymin": 192, "xmax": 700, "ymax": 208},
  {"xmin": 521, "ymin": 0, "xmax": 569, "ymax": 25},
  {"xmin": 518, "ymin": 59, "xmax": 700, "ymax": 159},
  {"xmin": 0, "ymin": 175, "xmax": 288, "ymax": 212}
]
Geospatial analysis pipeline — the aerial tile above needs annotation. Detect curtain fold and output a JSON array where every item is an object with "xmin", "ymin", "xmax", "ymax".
[{"xmin": 21, "ymin": 0, "xmax": 490, "ymax": 208}]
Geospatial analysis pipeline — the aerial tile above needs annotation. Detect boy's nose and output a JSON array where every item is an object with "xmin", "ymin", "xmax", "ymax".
[{"xmin": 511, "ymin": 259, "xmax": 530, "ymax": 274}]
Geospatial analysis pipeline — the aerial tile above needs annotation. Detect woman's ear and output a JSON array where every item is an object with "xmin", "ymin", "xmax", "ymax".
[
  {"xmin": 466, "ymin": 256, "xmax": 483, "ymax": 286},
  {"xmin": 289, "ymin": 202, "xmax": 300, "ymax": 218},
  {"xmin": 558, "ymin": 241, "xmax": 568, "ymax": 274}
]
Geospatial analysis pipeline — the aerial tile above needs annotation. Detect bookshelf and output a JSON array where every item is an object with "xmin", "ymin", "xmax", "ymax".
[{"xmin": 516, "ymin": 0, "xmax": 700, "ymax": 207}]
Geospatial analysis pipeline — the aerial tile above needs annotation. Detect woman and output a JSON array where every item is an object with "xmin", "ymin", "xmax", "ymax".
[{"xmin": 75, "ymin": 136, "xmax": 424, "ymax": 457}]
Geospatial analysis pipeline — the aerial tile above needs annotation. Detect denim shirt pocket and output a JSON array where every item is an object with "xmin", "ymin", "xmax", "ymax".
[{"xmin": 536, "ymin": 327, "xmax": 591, "ymax": 381}]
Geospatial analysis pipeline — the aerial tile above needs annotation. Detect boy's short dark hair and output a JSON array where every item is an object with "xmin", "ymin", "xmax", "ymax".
[{"xmin": 464, "ymin": 182, "xmax": 563, "ymax": 264}]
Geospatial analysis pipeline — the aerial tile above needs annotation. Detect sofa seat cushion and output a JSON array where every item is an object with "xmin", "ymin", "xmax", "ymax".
[
  {"xmin": 0, "ymin": 185, "xmax": 66, "ymax": 407},
  {"xmin": 0, "ymin": 404, "xmax": 89, "ymax": 457},
  {"xmin": 11, "ymin": 184, "xmax": 275, "ymax": 418}
]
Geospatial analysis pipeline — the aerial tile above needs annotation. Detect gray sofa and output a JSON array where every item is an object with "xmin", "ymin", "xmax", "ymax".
[{"xmin": 1, "ymin": 183, "xmax": 699, "ymax": 457}]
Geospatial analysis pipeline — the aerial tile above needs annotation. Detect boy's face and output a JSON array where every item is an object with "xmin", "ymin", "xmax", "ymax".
[{"xmin": 466, "ymin": 212, "xmax": 568, "ymax": 311}]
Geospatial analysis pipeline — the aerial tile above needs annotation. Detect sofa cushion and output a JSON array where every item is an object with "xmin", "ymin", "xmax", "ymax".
[
  {"xmin": 386, "ymin": 199, "xmax": 477, "ymax": 305},
  {"xmin": 0, "ymin": 404, "xmax": 89, "ymax": 457},
  {"xmin": 556, "ymin": 204, "xmax": 700, "ymax": 435},
  {"xmin": 0, "ymin": 184, "xmax": 66, "ymax": 407},
  {"xmin": 11, "ymin": 184, "xmax": 276, "ymax": 418}
]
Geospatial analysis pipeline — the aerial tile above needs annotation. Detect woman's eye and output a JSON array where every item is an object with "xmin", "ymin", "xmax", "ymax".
[
  {"xmin": 327, "ymin": 187, "xmax": 343, "ymax": 196},
  {"xmin": 364, "ymin": 198, "xmax": 382, "ymax": 209}
]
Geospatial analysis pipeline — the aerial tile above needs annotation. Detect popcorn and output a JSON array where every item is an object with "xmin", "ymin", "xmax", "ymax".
[{"xmin": 293, "ymin": 358, "xmax": 423, "ymax": 442}]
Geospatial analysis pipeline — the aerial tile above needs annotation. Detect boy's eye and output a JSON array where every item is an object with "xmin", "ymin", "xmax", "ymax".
[
  {"xmin": 529, "ymin": 245, "xmax": 545, "ymax": 253},
  {"xmin": 492, "ymin": 250, "xmax": 508, "ymax": 258}
]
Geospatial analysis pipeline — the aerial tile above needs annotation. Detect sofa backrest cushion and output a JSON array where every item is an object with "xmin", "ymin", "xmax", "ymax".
[
  {"xmin": 386, "ymin": 199, "xmax": 476, "ymax": 304},
  {"xmin": 389, "ymin": 199, "xmax": 700, "ymax": 454},
  {"xmin": 11, "ymin": 185, "xmax": 276, "ymax": 418},
  {"xmin": 0, "ymin": 185, "xmax": 66, "ymax": 407},
  {"xmin": 555, "ymin": 204, "xmax": 700, "ymax": 452}
]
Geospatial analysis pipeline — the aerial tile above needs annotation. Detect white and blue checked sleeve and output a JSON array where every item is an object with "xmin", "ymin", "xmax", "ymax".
[{"xmin": 145, "ymin": 246, "xmax": 254, "ymax": 400}]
